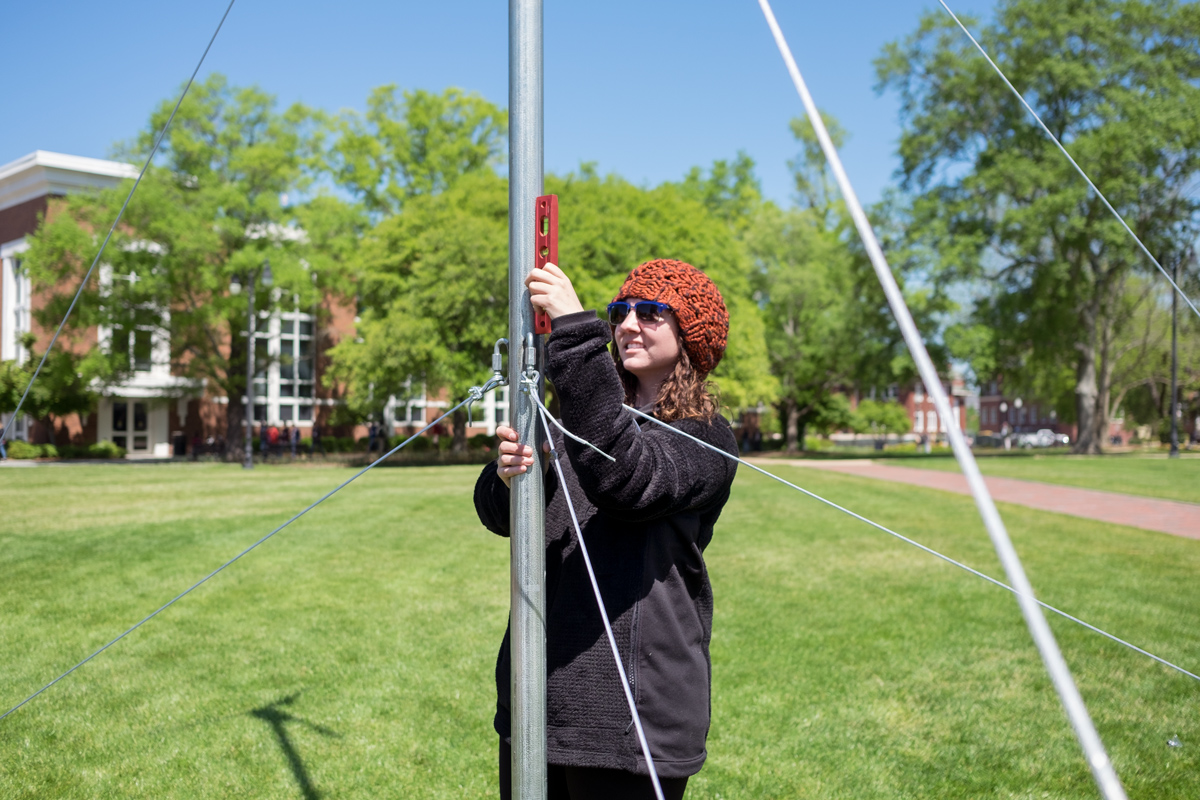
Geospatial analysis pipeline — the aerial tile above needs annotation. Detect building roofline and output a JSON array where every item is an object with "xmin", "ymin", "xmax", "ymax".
[{"xmin": 0, "ymin": 151, "xmax": 139, "ymax": 214}]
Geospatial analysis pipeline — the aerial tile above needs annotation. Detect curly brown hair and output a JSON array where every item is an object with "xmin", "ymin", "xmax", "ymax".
[{"xmin": 612, "ymin": 344, "xmax": 719, "ymax": 423}]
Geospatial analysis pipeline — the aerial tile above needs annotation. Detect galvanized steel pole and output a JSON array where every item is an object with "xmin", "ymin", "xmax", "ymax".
[{"xmin": 508, "ymin": 0, "xmax": 547, "ymax": 798}]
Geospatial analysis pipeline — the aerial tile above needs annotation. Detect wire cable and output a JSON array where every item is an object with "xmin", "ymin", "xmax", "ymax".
[
  {"xmin": 524, "ymin": 382, "xmax": 665, "ymax": 800},
  {"xmin": 0, "ymin": 0, "xmax": 238, "ymax": 445},
  {"xmin": 1, "ymin": 392, "xmax": 486, "ymax": 723},
  {"xmin": 756, "ymin": 4, "xmax": 1126, "ymax": 796},
  {"xmin": 623, "ymin": 404, "xmax": 1199, "ymax": 684},
  {"xmin": 936, "ymin": 0, "xmax": 1200, "ymax": 321}
]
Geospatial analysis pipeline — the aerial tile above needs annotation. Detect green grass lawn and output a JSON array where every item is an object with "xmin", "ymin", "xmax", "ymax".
[
  {"xmin": 2, "ymin": 461, "xmax": 1198, "ymax": 798},
  {"xmin": 886, "ymin": 452, "xmax": 1200, "ymax": 504}
]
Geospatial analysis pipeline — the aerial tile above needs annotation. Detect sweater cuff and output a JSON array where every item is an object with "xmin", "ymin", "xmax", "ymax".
[{"xmin": 551, "ymin": 309, "xmax": 601, "ymax": 330}]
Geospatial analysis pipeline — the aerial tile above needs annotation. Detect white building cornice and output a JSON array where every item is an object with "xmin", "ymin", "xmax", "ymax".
[{"xmin": 0, "ymin": 150, "xmax": 138, "ymax": 213}]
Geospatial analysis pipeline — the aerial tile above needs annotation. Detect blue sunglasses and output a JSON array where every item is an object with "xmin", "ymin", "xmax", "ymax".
[{"xmin": 607, "ymin": 300, "xmax": 672, "ymax": 326}]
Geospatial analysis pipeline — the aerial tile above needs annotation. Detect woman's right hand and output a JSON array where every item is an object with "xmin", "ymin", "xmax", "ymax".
[{"xmin": 496, "ymin": 425, "xmax": 535, "ymax": 489}]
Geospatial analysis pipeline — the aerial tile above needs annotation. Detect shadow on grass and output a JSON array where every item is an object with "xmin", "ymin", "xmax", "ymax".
[{"xmin": 250, "ymin": 693, "xmax": 339, "ymax": 800}]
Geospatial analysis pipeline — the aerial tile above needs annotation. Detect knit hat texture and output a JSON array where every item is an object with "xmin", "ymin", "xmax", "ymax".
[{"xmin": 614, "ymin": 259, "xmax": 729, "ymax": 375}]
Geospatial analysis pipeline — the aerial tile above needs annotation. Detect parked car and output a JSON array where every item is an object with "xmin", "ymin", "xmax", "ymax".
[{"xmin": 1018, "ymin": 429, "xmax": 1069, "ymax": 448}]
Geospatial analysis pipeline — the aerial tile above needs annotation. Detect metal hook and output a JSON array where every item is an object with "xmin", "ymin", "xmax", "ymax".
[{"xmin": 467, "ymin": 337, "xmax": 512, "ymax": 427}]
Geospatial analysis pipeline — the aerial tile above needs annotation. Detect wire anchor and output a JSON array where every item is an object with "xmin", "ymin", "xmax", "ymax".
[{"xmin": 467, "ymin": 338, "xmax": 510, "ymax": 427}]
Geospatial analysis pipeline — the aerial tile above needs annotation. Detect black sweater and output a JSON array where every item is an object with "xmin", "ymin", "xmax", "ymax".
[{"xmin": 473, "ymin": 311, "xmax": 738, "ymax": 778}]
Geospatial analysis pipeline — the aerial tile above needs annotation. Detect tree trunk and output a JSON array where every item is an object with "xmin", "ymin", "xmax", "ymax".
[
  {"xmin": 797, "ymin": 418, "xmax": 808, "ymax": 453},
  {"xmin": 225, "ymin": 326, "xmax": 249, "ymax": 460},
  {"xmin": 452, "ymin": 408, "xmax": 468, "ymax": 453},
  {"xmin": 1074, "ymin": 343, "xmax": 1103, "ymax": 454},
  {"xmin": 45, "ymin": 414, "xmax": 57, "ymax": 447},
  {"xmin": 781, "ymin": 398, "xmax": 799, "ymax": 453},
  {"xmin": 226, "ymin": 395, "xmax": 248, "ymax": 461}
]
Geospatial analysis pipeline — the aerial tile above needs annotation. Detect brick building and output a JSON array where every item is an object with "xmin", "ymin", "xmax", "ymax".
[
  {"xmin": 898, "ymin": 374, "xmax": 971, "ymax": 440},
  {"xmin": 0, "ymin": 150, "xmax": 509, "ymax": 457}
]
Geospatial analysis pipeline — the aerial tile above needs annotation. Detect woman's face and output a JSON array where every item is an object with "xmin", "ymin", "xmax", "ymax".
[{"xmin": 613, "ymin": 297, "xmax": 682, "ymax": 380}]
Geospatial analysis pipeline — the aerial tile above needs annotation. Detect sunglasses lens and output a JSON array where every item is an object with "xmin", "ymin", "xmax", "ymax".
[
  {"xmin": 635, "ymin": 302, "xmax": 662, "ymax": 323},
  {"xmin": 607, "ymin": 303, "xmax": 630, "ymax": 325}
]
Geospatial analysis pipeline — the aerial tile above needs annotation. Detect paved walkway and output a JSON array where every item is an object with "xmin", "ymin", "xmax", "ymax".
[{"xmin": 752, "ymin": 458, "xmax": 1200, "ymax": 541}]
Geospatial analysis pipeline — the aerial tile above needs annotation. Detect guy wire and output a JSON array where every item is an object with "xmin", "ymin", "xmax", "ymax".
[{"xmin": 1, "ymin": 392, "xmax": 487, "ymax": 723}]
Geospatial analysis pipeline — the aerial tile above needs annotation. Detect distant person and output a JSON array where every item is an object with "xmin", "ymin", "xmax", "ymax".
[
  {"xmin": 269, "ymin": 423, "xmax": 281, "ymax": 460},
  {"xmin": 312, "ymin": 424, "xmax": 325, "ymax": 457},
  {"xmin": 0, "ymin": 435, "xmax": 6, "ymax": 461},
  {"xmin": 259, "ymin": 421, "xmax": 268, "ymax": 461},
  {"xmin": 290, "ymin": 423, "xmax": 300, "ymax": 458},
  {"xmin": 367, "ymin": 420, "xmax": 378, "ymax": 454}
]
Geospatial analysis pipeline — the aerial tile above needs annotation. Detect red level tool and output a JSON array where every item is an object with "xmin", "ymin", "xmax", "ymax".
[{"xmin": 533, "ymin": 194, "xmax": 558, "ymax": 334}]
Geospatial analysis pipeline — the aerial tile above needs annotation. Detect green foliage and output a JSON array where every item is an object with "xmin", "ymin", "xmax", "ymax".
[
  {"xmin": 877, "ymin": 0, "xmax": 1200, "ymax": 451},
  {"xmin": 851, "ymin": 398, "xmax": 912, "ymax": 436},
  {"xmin": 329, "ymin": 87, "xmax": 507, "ymax": 215},
  {"xmin": 678, "ymin": 151, "xmax": 762, "ymax": 235},
  {"xmin": 87, "ymin": 440, "xmax": 127, "ymax": 459},
  {"xmin": 5, "ymin": 441, "xmax": 42, "ymax": 459},
  {"xmin": 0, "ymin": 334, "xmax": 105, "ymax": 436},
  {"xmin": 468, "ymin": 433, "xmax": 496, "ymax": 451},
  {"xmin": 327, "ymin": 169, "xmax": 510, "ymax": 422}
]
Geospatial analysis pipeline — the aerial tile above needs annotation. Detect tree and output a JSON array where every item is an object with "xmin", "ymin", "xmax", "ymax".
[
  {"xmin": 0, "ymin": 334, "xmax": 106, "ymax": 446},
  {"xmin": 328, "ymin": 87, "xmax": 507, "ymax": 215},
  {"xmin": 21, "ymin": 74, "xmax": 349, "ymax": 456},
  {"xmin": 326, "ymin": 170, "xmax": 510, "ymax": 450},
  {"xmin": 745, "ymin": 113, "xmax": 944, "ymax": 451},
  {"xmin": 851, "ymin": 398, "xmax": 913, "ymax": 442},
  {"xmin": 877, "ymin": 0, "xmax": 1200, "ymax": 452}
]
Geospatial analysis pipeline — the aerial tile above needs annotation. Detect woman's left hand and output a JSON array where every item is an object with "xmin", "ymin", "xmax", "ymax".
[{"xmin": 526, "ymin": 262, "xmax": 584, "ymax": 320}]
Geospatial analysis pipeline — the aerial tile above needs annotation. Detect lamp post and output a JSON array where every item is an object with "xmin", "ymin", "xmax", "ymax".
[
  {"xmin": 999, "ymin": 400, "xmax": 1009, "ymax": 449},
  {"xmin": 1170, "ymin": 258, "xmax": 1180, "ymax": 459},
  {"xmin": 230, "ymin": 260, "xmax": 273, "ymax": 470}
]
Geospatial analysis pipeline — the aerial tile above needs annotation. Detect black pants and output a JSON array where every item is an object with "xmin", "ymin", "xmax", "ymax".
[{"xmin": 499, "ymin": 739, "xmax": 689, "ymax": 800}]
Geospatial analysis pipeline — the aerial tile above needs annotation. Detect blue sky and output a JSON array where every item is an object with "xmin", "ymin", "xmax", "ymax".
[{"xmin": 2, "ymin": 0, "xmax": 997, "ymax": 207}]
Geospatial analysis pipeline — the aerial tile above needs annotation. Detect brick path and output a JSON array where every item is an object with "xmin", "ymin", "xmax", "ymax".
[{"xmin": 754, "ymin": 459, "xmax": 1200, "ymax": 541}]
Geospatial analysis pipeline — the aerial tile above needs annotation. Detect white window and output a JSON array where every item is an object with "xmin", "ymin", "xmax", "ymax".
[
  {"xmin": 913, "ymin": 410, "xmax": 924, "ymax": 433},
  {"xmin": 253, "ymin": 301, "xmax": 316, "ymax": 425},
  {"xmin": 2, "ymin": 241, "xmax": 32, "ymax": 363},
  {"xmin": 98, "ymin": 263, "xmax": 170, "ymax": 376}
]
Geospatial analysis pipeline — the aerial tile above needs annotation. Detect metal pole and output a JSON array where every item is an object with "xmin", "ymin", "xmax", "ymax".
[
  {"xmin": 757, "ymin": 3, "xmax": 1127, "ymax": 797},
  {"xmin": 245, "ymin": 278, "xmax": 255, "ymax": 470},
  {"xmin": 1170, "ymin": 259, "xmax": 1179, "ymax": 459},
  {"xmin": 508, "ymin": 0, "xmax": 547, "ymax": 798}
]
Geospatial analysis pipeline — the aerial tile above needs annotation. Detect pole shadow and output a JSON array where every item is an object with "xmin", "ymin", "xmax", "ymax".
[{"xmin": 250, "ymin": 692, "xmax": 339, "ymax": 800}]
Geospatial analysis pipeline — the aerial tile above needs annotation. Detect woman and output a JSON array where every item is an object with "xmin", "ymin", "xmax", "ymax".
[{"xmin": 474, "ymin": 259, "xmax": 738, "ymax": 800}]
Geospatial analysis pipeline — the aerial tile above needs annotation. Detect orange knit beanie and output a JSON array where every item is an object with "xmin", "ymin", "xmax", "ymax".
[{"xmin": 614, "ymin": 259, "xmax": 729, "ymax": 375}]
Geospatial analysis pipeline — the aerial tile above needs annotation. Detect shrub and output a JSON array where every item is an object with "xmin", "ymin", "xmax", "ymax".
[
  {"xmin": 406, "ymin": 435, "xmax": 434, "ymax": 453},
  {"xmin": 88, "ymin": 440, "xmax": 126, "ymax": 459},
  {"xmin": 321, "ymin": 436, "xmax": 356, "ymax": 453},
  {"xmin": 469, "ymin": 433, "xmax": 496, "ymax": 451},
  {"xmin": 6, "ymin": 441, "xmax": 42, "ymax": 459},
  {"xmin": 39, "ymin": 444, "xmax": 59, "ymax": 458}
]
